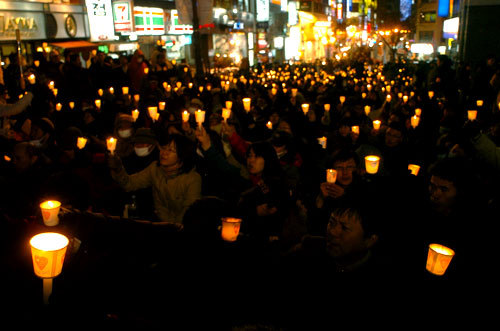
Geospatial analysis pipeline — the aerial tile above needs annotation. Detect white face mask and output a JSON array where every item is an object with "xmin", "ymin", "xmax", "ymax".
[
  {"xmin": 29, "ymin": 139, "xmax": 43, "ymax": 147},
  {"xmin": 135, "ymin": 145, "xmax": 153, "ymax": 157},
  {"xmin": 118, "ymin": 128, "xmax": 133, "ymax": 139}
]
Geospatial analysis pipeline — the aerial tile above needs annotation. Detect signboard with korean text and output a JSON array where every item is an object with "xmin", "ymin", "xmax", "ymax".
[{"xmin": 85, "ymin": 0, "xmax": 116, "ymax": 41}]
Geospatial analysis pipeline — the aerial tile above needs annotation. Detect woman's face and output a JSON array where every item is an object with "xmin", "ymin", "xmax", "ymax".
[
  {"xmin": 247, "ymin": 149, "xmax": 265, "ymax": 175},
  {"xmin": 159, "ymin": 140, "xmax": 179, "ymax": 168}
]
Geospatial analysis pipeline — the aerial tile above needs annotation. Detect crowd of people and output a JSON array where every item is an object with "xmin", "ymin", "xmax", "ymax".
[{"xmin": 1, "ymin": 46, "xmax": 499, "ymax": 328}]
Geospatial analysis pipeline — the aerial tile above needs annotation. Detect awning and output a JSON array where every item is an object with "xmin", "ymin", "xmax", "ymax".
[{"xmin": 49, "ymin": 40, "xmax": 99, "ymax": 52}]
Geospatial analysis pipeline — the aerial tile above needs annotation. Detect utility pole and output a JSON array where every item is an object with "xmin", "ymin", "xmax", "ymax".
[{"xmin": 191, "ymin": 0, "xmax": 204, "ymax": 81}]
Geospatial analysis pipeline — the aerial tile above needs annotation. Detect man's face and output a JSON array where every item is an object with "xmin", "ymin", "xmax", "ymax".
[
  {"xmin": 333, "ymin": 159, "xmax": 356, "ymax": 187},
  {"xmin": 326, "ymin": 212, "xmax": 365, "ymax": 259},
  {"xmin": 429, "ymin": 175, "xmax": 458, "ymax": 214},
  {"xmin": 385, "ymin": 127, "xmax": 403, "ymax": 148}
]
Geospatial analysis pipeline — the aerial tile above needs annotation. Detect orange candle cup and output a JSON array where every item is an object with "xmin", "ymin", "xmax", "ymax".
[
  {"xmin": 373, "ymin": 120, "xmax": 381, "ymax": 130},
  {"xmin": 426, "ymin": 243, "xmax": 455, "ymax": 276},
  {"xmin": 476, "ymin": 100, "xmax": 483, "ymax": 107},
  {"xmin": 428, "ymin": 91, "xmax": 434, "ymax": 99},
  {"xmin": 408, "ymin": 164, "xmax": 420, "ymax": 176},
  {"xmin": 69, "ymin": 101, "xmax": 75, "ymax": 109},
  {"xmin": 109, "ymin": 87, "xmax": 114, "ymax": 95},
  {"xmin": 318, "ymin": 136, "xmax": 327, "ymax": 149},
  {"xmin": 107, "ymin": 137, "xmax": 116, "ymax": 154},
  {"xmin": 221, "ymin": 217, "xmax": 242, "ymax": 242},
  {"xmin": 365, "ymin": 155, "xmax": 380, "ymax": 174},
  {"xmin": 222, "ymin": 108, "xmax": 231, "ymax": 122},
  {"xmin": 351, "ymin": 126, "xmax": 360, "ymax": 135},
  {"xmin": 95, "ymin": 99, "xmax": 101, "ymax": 109},
  {"xmin": 326, "ymin": 169, "xmax": 337, "ymax": 183},
  {"xmin": 122, "ymin": 86, "xmax": 129, "ymax": 95},
  {"xmin": 77, "ymin": 137, "xmax": 87, "ymax": 149},
  {"xmin": 148, "ymin": 107, "xmax": 158, "ymax": 121},
  {"xmin": 159, "ymin": 101, "xmax": 166, "ymax": 111},
  {"xmin": 266, "ymin": 121, "xmax": 273, "ymax": 130},
  {"xmin": 301, "ymin": 103, "xmax": 310, "ymax": 115},
  {"xmin": 242, "ymin": 98, "xmax": 251, "ymax": 113},
  {"xmin": 468, "ymin": 110, "xmax": 477, "ymax": 121},
  {"xmin": 364, "ymin": 105, "xmax": 371, "ymax": 116},
  {"xmin": 55, "ymin": 103, "xmax": 62, "ymax": 111},
  {"xmin": 195, "ymin": 110, "xmax": 206, "ymax": 128},
  {"xmin": 225, "ymin": 101, "xmax": 233, "ymax": 110},
  {"xmin": 98, "ymin": 89, "xmax": 103, "ymax": 97},
  {"xmin": 411, "ymin": 115, "xmax": 420, "ymax": 128},
  {"xmin": 132, "ymin": 109, "xmax": 139, "ymax": 121},
  {"xmin": 182, "ymin": 110, "xmax": 190, "ymax": 122},
  {"xmin": 340, "ymin": 96, "xmax": 346, "ymax": 104},
  {"xmin": 40, "ymin": 200, "xmax": 62, "ymax": 226},
  {"xmin": 415, "ymin": 108, "xmax": 422, "ymax": 117},
  {"xmin": 134, "ymin": 94, "xmax": 140, "ymax": 102},
  {"xmin": 324, "ymin": 104, "xmax": 331, "ymax": 112}
]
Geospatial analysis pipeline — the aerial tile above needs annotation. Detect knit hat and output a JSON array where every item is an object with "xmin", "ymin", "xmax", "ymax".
[
  {"xmin": 131, "ymin": 127, "xmax": 157, "ymax": 145},
  {"xmin": 114, "ymin": 113, "xmax": 134, "ymax": 130}
]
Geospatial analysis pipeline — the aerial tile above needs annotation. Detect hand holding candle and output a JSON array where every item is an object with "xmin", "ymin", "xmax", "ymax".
[
  {"xmin": 107, "ymin": 137, "xmax": 116, "ymax": 154},
  {"xmin": 326, "ymin": 169, "xmax": 337, "ymax": 183},
  {"xmin": 195, "ymin": 109, "xmax": 205, "ymax": 128},
  {"xmin": 221, "ymin": 217, "xmax": 242, "ymax": 242}
]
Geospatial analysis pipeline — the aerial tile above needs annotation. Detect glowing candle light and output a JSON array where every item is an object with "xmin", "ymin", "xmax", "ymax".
[
  {"xmin": 415, "ymin": 108, "xmax": 422, "ymax": 117},
  {"xmin": 195, "ymin": 109, "xmax": 206, "ymax": 128},
  {"xmin": 367, "ymin": 84, "xmax": 372, "ymax": 91},
  {"xmin": 48, "ymin": 81, "xmax": 55, "ymax": 90},
  {"xmin": 34, "ymin": 60, "xmax": 40, "ymax": 67},
  {"xmin": 53, "ymin": 88, "xmax": 58, "ymax": 97},
  {"xmin": 318, "ymin": 136, "xmax": 327, "ymax": 149},
  {"xmin": 476, "ymin": 100, "xmax": 483, "ymax": 107},
  {"xmin": 340, "ymin": 96, "xmax": 346, "ymax": 104},
  {"xmin": 107, "ymin": 137, "xmax": 116, "ymax": 154},
  {"xmin": 159, "ymin": 101, "xmax": 166, "ymax": 111},
  {"xmin": 188, "ymin": 82, "xmax": 193, "ymax": 89},
  {"xmin": 426, "ymin": 243, "xmax": 455, "ymax": 276},
  {"xmin": 134, "ymin": 94, "xmax": 140, "ymax": 102},
  {"xmin": 27, "ymin": 74, "xmax": 36, "ymax": 84},
  {"xmin": 242, "ymin": 98, "xmax": 251, "ymax": 113},
  {"xmin": 403, "ymin": 95, "xmax": 408, "ymax": 103},
  {"xmin": 98, "ymin": 89, "xmax": 103, "ymax": 97},
  {"xmin": 326, "ymin": 169, "xmax": 337, "ymax": 183},
  {"xmin": 362, "ymin": 92, "xmax": 367, "ymax": 99},
  {"xmin": 132, "ymin": 109, "xmax": 139, "ymax": 121},
  {"xmin": 386, "ymin": 94, "xmax": 392, "ymax": 102},
  {"xmin": 55, "ymin": 103, "xmax": 62, "ymax": 111},
  {"xmin": 221, "ymin": 217, "xmax": 242, "ymax": 242},
  {"xmin": 95, "ymin": 99, "xmax": 101, "ymax": 109},
  {"xmin": 351, "ymin": 126, "xmax": 360, "ymax": 134},
  {"xmin": 144, "ymin": 67, "xmax": 149, "ymax": 74},
  {"xmin": 182, "ymin": 110, "xmax": 190, "ymax": 122},
  {"xmin": 109, "ymin": 87, "xmax": 114, "ymax": 95},
  {"xmin": 324, "ymin": 104, "xmax": 331, "ymax": 111},
  {"xmin": 69, "ymin": 101, "xmax": 75, "ymax": 109},
  {"xmin": 365, "ymin": 155, "xmax": 380, "ymax": 174},
  {"xmin": 122, "ymin": 86, "xmax": 129, "ymax": 95},
  {"xmin": 428, "ymin": 91, "xmax": 434, "ymax": 99},
  {"xmin": 292, "ymin": 88, "xmax": 298, "ymax": 97},
  {"xmin": 39, "ymin": 201, "xmax": 62, "ymax": 227},
  {"xmin": 411, "ymin": 115, "xmax": 420, "ymax": 128},
  {"xmin": 373, "ymin": 120, "xmax": 381, "ymax": 130},
  {"xmin": 176, "ymin": 82, "xmax": 182, "ymax": 89},
  {"xmin": 199, "ymin": 86, "xmax": 204, "ymax": 93},
  {"xmin": 468, "ymin": 110, "xmax": 477, "ymax": 121},
  {"xmin": 266, "ymin": 121, "xmax": 273, "ymax": 130},
  {"xmin": 222, "ymin": 108, "xmax": 231, "ymax": 122},
  {"xmin": 77, "ymin": 137, "xmax": 87, "ymax": 149},
  {"xmin": 148, "ymin": 107, "xmax": 158, "ymax": 121},
  {"xmin": 408, "ymin": 164, "xmax": 420, "ymax": 176},
  {"xmin": 364, "ymin": 105, "xmax": 371, "ymax": 116},
  {"xmin": 225, "ymin": 101, "xmax": 233, "ymax": 110},
  {"xmin": 301, "ymin": 103, "xmax": 310, "ymax": 115}
]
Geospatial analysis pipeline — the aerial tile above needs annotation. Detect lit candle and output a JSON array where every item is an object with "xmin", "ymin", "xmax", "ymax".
[
  {"xmin": 340, "ymin": 96, "xmax": 346, "ymax": 104},
  {"xmin": 301, "ymin": 103, "xmax": 310, "ymax": 115},
  {"xmin": 195, "ymin": 110, "xmax": 206, "ymax": 128},
  {"xmin": 182, "ymin": 110, "xmax": 190, "ymax": 122},
  {"xmin": 98, "ymin": 89, "xmax": 103, "ymax": 97},
  {"xmin": 476, "ymin": 100, "xmax": 483, "ymax": 107},
  {"xmin": 386, "ymin": 85, "xmax": 391, "ymax": 92},
  {"xmin": 188, "ymin": 82, "xmax": 193, "ymax": 89},
  {"xmin": 69, "ymin": 101, "xmax": 75, "ymax": 109},
  {"xmin": 28, "ymin": 74, "xmax": 36, "ymax": 84},
  {"xmin": 351, "ymin": 126, "xmax": 360, "ymax": 135},
  {"xmin": 53, "ymin": 88, "xmax": 58, "ymax": 97},
  {"xmin": 411, "ymin": 115, "xmax": 420, "ymax": 128},
  {"xmin": 225, "ymin": 101, "xmax": 233, "ymax": 110},
  {"xmin": 426, "ymin": 243, "xmax": 455, "ymax": 276},
  {"xmin": 134, "ymin": 94, "xmax": 140, "ymax": 102},
  {"xmin": 324, "ymin": 104, "xmax": 331, "ymax": 112},
  {"xmin": 326, "ymin": 169, "xmax": 337, "ymax": 183},
  {"xmin": 107, "ymin": 137, "xmax": 117, "ymax": 154},
  {"xmin": 272, "ymin": 88, "xmax": 277, "ymax": 95},
  {"xmin": 148, "ymin": 107, "xmax": 158, "ymax": 121},
  {"xmin": 132, "ymin": 109, "xmax": 139, "ymax": 121},
  {"xmin": 373, "ymin": 120, "xmax": 381, "ymax": 130},
  {"xmin": 408, "ymin": 164, "xmax": 420, "ymax": 176},
  {"xmin": 122, "ymin": 86, "xmax": 129, "ymax": 95},
  {"xmin": 397, "ymin": 92, "xmax": 403, "ymax": 99},
  {"xmin": 159, "ymin": 101, "xmax": 166, "ymax": 111},
  {"xmin": 95, "ymin": 99, "xmax": 101, "ymax": 109},
  {"xmin": 367, "ymin": 84, "xmax": 372, "ymax": 91},
  {"xmin": 318, "ymin": 136, "xmax": 327, "ymax": 149},
  {"xmin": 415, "ymin": 108, "xmax": 422, "ymax": 117},
  {"xmin": 144, "ymin": 67, "xmax": 149, "ymax": 74},
  {"xmin": 386, "ymin": 94, "xmax": 392, "ymax": 102},
  {"xmin": 242, "ymin": 98, "xmax": 251, "ymax": 113},
  {"xmin": 77, "ymin": 137, "xmax": 87, "ymax": 149},
  {"xmin": 55, "ymin": 103, "xmax": 62, "ymax": 111},
  {"xmin": 468, "ymin": 110, "xmax": 477, "ymax": 121},
  {"xmin": 34, "ymin": 60, "xmax": 40, "ymax": 67},
  {"xmin": 222, "ymin": 108, "xmax": 231, "ymax": 122},
  {"xmin": 428, "ymin": 91, "xmax": 434, "ymax": 99},
  {"xmin": 48, "ymin": 81, "xmax": 55, "ymax": 90},
  {"xmin": 291, "ymin": 88, "xmax": 298, "ymax": 97},
  {"xmin": 30, "ymin": 232, "xmax": 69, "ymax": 305},
  {"xmin": 403, "ymin": 95, "xmax": 408, "ymax": 103},
  {"xmin": 199, "ymin": 86, "xmax": 204, "ymax": 93},
  {"xmin": 365, "ymin": 155, "xmax": 380, "ymax": 174},
  {"xmin": 39, "ymin": 200, "xmax": 62, "ymax": 226},
  {"xmin": 163, "ymin": 82, "xmax": 168, "ymax": 90},
  {"xmin": 364, "ymin": 105, "xmax": 371, "ymax": 116},
  {"xmin": 166, "ymin": 85, "xmax": 172, "ymax": 92},
  {"xmin": 221, "ymin": 217, "xmax": 242, "ymax": 242},
  {"xmin": 266, "ymin": 121, "xmax": 273, "ymax": 130},
  {"xmin": 176, "ymin": 82, "xmax": 182, "ymax": 89}
]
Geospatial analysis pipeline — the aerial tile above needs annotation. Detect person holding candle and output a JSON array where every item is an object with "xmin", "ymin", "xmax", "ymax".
[
  {"xmin": 112, "ymin": 113, "xmax": 136, "ymax": 158},
  {"xmin": 108, "ymin": 132, "xmax": 201, "ymax": 224}
]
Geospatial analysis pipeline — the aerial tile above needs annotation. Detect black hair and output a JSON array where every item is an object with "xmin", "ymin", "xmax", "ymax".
[
  {"xmin": 158, "ymin": 132, "xmax": 196, "ymax": 173},
  {"xmin": 246, "ymin": 141, "xmax": 284, "ymax": 179},
  {"xmin": 330, "ymin": 148, "xmax": 360, "ymax": 167},
  {"xmin": 427, "ymin": 158, "xmax": 477, "ymax": 196}
]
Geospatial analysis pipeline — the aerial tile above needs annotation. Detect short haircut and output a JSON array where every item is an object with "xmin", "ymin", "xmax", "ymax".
[
  {"xmin": 331, "ymin": 148, "xmax": 359, "ymax": 167},
  {"xmin": 159, "ymin": 132, "xmax": 196, "ymax": 173},
  {"xmin": 428, "ymin": 158, "xmax": 476, "ymax": 194}
]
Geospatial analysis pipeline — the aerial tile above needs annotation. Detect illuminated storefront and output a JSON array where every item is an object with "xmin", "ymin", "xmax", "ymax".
[{"xmin": 164, "ymin": 9, "xmax": 193, "ymax": 61}]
